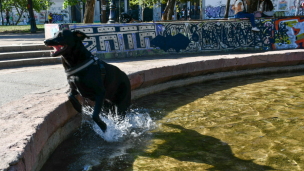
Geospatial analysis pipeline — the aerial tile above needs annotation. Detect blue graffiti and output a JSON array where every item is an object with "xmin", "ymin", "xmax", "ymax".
[
  {"xmin": 52, "ymin": 14, "xmax": 64, "ymax": 23},
  {"xmin": 205, "ymin": 6, "xmax": 235, "ymax": 19}
]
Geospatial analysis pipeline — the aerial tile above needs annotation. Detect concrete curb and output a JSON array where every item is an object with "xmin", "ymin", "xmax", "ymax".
[
  {"xmin": 0, "ymin": 45, "xmax": 50, "ymax": 53},
  {"xmin": 0, "ymin": 51, "xmax": 52, "ymax": 61},
  {"xmin": 0, "ymin": 57, "xmax": 61, "ymax": 69},
  {"xmin": 1, "ymin": 49, "xmax": 304, "ymax": 171}
]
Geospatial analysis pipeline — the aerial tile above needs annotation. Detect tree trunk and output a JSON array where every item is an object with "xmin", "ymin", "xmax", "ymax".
[
  {"xmin": 162, "ymin": 0, "xmax": 175, "ymax": 20},
  {"xmin": 83, "ymin": 0, "xmax": 95, "ymax": 23},
  {"xmin": 224, "ymin": 0, "xmax": 231, "ymax": 18},
  {"xmin": 14, "ymin": 6, "xmax": 24, "ymax": 25},
  {"xmin": 0, "ymin": 0, "xmax": 3, "ymax": 25},
  {"xmin": 168, "ymin": 0, "xmax": 175, "ymax": 20},
  {"xmin": 142, "ymin": 5, "xmax": 144, "ymax": 21},
  {"xmin": 162, "ymin": 0, "xmax": 170, "ymax": 20},
  {"xmin": 100, "ymin": 0, "xmax": 106, "ymax": 23},
  {"xmin": 28, "ymin": 0, "xmax": 36, "ymax": 32}
]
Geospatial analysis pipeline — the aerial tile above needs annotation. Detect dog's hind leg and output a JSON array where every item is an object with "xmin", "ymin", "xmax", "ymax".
[
  {"xmin": 103, "ymin": 100, "xmax": 116, "ymax": 115},
  {"xmin": 114, "ymin": 82, "xmax": 131, "ymax": 119},
  {"xmin": 92, "ymin": 94, "xmax": 107, "ymax": 132}
]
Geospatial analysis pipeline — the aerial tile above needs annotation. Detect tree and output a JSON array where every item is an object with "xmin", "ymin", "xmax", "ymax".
[
  {"xmin": 162, "ymin": 0, "xmax": 175, "ymax": 20},
  {"xmin": 129, "ymin": 0, "xmax": 157, "ymax": 21},
  {"xmin": 2, "ymin": 0, "xmax": 52, "ymax": 25},
  {"xmin": 162, "ymin": 0, "xmax": 194, "ymax": 20},
  {"xmin": 63, "ymin": 0, "xmax": 95, "ymax": 23},
  {"xmin": 224, "ymin": 0, "xmax": 231, "ymax": 18}
]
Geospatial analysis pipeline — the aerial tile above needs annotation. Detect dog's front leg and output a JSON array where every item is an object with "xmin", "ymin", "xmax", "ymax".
[
  {"xmin": 68, "ymin": 82, "xmax": 82, "ymax": 113},
  {"xmin": 68, "ymin": 93, "xmax": 82, "ymax": 113},
  {"xmin": 92, "ymin": 94, "xmax": 107, "ymax": 132},
  {"xmin": 68, "ymin": 79, "xmax": 82, "ymax": 113}
]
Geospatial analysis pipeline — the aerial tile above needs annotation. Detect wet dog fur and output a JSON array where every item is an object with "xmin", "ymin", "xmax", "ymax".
[{"xmin": 44, "ymin": 30, "xmax": 131, "ymax": 132}]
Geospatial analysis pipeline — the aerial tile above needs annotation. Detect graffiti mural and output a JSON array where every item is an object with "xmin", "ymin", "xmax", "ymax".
[
  {"xmin": 154, "ymin": 20, "xmax": 275, "ymax": 52},
  {"xmin": 205, "ymin": 0, "xmax": 304, "ymax": 18},
  {"xmin": 45, "ymin": 17, "xmax": 304, "ymax": 57},
  {"xmin": 274, "ymin": 17, "xmax": 304, "ymax": 49},
  {"xmin": 205, "ymin": 5, "xmax": 235, "ymax": 19},
  {"xmin": 48, "ymin": 7, "xmax": 70, "ymax": 23},
  {"xmin": 68, "ymin": 24, "xmax": 157, "ymax": 53}
]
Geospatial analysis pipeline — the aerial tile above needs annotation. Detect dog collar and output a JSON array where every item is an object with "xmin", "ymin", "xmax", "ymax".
[{"xmin": 65, "ymin": 56, "xmax": 99, "ymax": 76}]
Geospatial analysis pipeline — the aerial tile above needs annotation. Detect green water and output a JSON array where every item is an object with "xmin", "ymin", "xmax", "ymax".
[{"xmin": 42, "ymin": 72, "xmax": 304, "ymax": 171}]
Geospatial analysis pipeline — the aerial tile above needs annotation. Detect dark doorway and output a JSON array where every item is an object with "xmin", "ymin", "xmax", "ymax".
[{"xmin": 143, "ymin": 7, "xmax": 153, "ymax": 22}]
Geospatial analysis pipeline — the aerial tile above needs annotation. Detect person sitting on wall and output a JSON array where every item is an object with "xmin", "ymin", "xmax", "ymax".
[
  {"xmin": 232, "ymin": 0, "xmax": 260, "ymax": 32},
  {"xmin": 258, "ymin": 0, "xmax": 274, "ymax": 17}
]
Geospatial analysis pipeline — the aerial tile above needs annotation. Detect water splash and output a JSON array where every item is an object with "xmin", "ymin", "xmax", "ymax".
[{"xmin": 82, "ymin": 106, "xmax": 156, "ymax": 142}]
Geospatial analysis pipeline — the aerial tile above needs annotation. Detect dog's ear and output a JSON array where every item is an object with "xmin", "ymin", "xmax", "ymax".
[{"xmin": 73, "ymin": 30, "xmax": 88, "ymax": 41}]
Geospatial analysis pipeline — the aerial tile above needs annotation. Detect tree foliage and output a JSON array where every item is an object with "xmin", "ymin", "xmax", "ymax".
[
  {"xmin": 2, "ymin": 0, "xmax": 53, "ymax": 25},
  {"xmin": 63, "ymin": 0, "xmax": 82, "ymax": 12},
  {"xmin": 130, "ymin": 0, "xmax": 158, "ymax": 9}
]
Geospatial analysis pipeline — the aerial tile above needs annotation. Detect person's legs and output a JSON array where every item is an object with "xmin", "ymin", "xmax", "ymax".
[
  {"xmin": 6, "ymin": 17, "xmax": 9, "ymax": 25},
  {"xmin": 235, "ymin": 12, "xmax": 256, "ymax": 27}
]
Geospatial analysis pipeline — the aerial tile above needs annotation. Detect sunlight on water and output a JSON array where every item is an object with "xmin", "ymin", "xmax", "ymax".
[
  {"xmin": 82, "ymin": 106, "xmax": 156, "ymax": 142},
  {"xmin": 42, "ymin": 72, "xmax": 304, "ymax": 171}
]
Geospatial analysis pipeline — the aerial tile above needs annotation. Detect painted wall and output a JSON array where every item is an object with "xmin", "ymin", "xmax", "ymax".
[
  {"xmin": 0, "ymin": 10, "xmax": 42, "ymax": 25},
  {"xmin": 0, "ymin": 0, "xmax": 71, "ymax": 25},
  {"xmin": 45, "ymin": 17, "xmax": 304, "ymax": 58},
  {"xmin": 204, "ymin": 0, "xmax": 304, "ymax": 19}
]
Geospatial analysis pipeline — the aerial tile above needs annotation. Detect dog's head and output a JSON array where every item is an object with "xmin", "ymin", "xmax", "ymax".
[{"xmin": 44, "ymin": 30, "xmax": 87, "ymax": 57}]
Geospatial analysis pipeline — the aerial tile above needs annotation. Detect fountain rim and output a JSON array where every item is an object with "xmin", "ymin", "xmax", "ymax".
[{"xmin": 2, "ymin": 49, "xmax": 304, "ymax": 171}]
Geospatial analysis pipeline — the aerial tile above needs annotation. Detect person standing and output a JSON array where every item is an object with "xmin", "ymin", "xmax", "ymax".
[
  {"xmin": 231, "ymin": 0, "xmax": 260, "ymax": 31},
  {"xmin": 187, "ymin": 7, "xmax": 190, "ymax": 20},
  {"xmin": 5, "ymin": 9, "xmax": 10, "ymax": 26},
  {"xmin": 23, "ymin": 16, "xmax": 27, "ymax": 25},
  {"xmin": 48, "ymin": 13, "xmax": 53, "ymax": 23},
  {"xmin": 181, "ymin": 8, "xmax": 185, "ymax": 20}
]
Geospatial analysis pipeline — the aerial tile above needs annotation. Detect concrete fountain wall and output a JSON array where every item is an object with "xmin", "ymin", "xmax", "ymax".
[{"xmin": 2, "ymin": 18, "xmax": 304, "ymax": 171}]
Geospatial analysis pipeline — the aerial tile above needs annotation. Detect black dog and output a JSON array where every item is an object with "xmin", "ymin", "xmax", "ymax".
[{"xmin": 44, "ymin": 30, "xmax": 131, "ymax": 132}]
